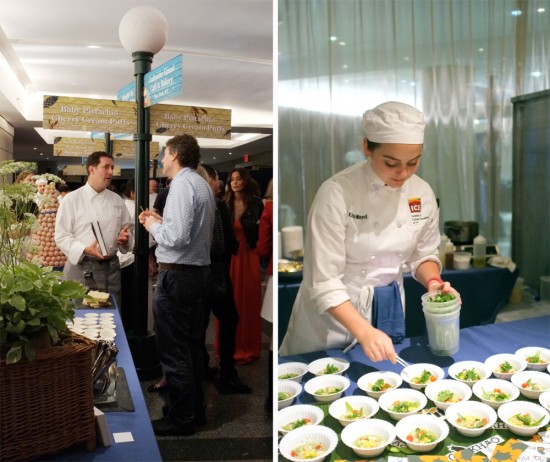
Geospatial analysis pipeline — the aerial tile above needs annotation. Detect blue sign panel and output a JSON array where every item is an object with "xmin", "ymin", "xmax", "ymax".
[
  {"xmin": 117, "ymin": 82, "xmax": 135, "ymax": 102},
  {"xmin": 144, "ymin": 55, "xmax": 183, "ymax": 107}
]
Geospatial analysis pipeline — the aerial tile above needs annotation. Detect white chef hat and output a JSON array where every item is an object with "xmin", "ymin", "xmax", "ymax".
[
  {"xmin": 362, "ymin": 101, "xmax": 425, "ymax": 144},
  {"xmin": 35, "ymin": 178, "xmax": 48, "ymax": 186}
]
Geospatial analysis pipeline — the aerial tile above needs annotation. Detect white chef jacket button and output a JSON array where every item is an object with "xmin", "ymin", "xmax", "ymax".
[
  {"xmin": 361, "ymin": 269, "xmax": 366, "ymax": 274},
  {"xmin": 397, "ymin": 221, "xmax": 402, "ymax": 228}
]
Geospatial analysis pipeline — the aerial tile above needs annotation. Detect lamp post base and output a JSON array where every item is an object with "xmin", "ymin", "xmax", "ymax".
[{"xmin": 126, "ymin": 331, "xmax": 162, "ymax": 380}]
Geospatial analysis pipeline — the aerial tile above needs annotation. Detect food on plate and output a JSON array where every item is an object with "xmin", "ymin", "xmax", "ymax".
[
  {"xmin": 278, "ymin": 391, "xmax": 293, "ymax": 401},
  {"xmin": 279, "ymin": 373, "xmax": 299, "ymax": 380},
  {"xmin": 340, "ymin": 401, "xmax": 365, "ymax": 420},
  {"xmin": 525, "ymin": 350, "xmax": 546, "ymax": 365},
  {"xmin": 456, "ymin": 368, "xmax": 481, "ymax": 381},
  {"xmin": 481, "ymin": 387, "xmax": 511, "ymax": 402},
  {"xmin": 521, "ymin": 378, "xmax": 545, "ymax": 391},
  {"xmin": 315, "ymin": 386, "xmax": 342, "ymax": 396},
  {"xmin": 508, "ymin": 412, "xmax": 545, "ymax": 427},
  {"xmin": 282, "ymin": 418, "xmax": 312, "ymax": 431},
  {"xmin": 317, "ymin": 363, "xmax": 340, "ymax": 375},
  {"xmin": 412, "ymin": 369, "xmax": 437, "ymax": 385},
  {"xmin": 291, "ymin": 442, "xmax": 326, "ymax": 459},
  {"xmin": 436, "ymin": 390, "xmax": 462, "ymax": 404},
  {"xmin": 496, "ymin": 361, "xmax": 516, "ymax": 374},
  {"xmin": 406, "ymin": 427, "xmax": 438, "ymax": 444},
  {"xmin": 389, "ymin": 400, "xmax": 419, "ymax": 413},
  {"xmin": 83, "ymin": 290, "xmax": 111, "ymax": 307},
  {"xmin": 456, "ymin": 413, "xmax": 488, "ymax": 429},
  {"xmin": 353, "ymin": 434, "xmax": 385, "ymax": 448},
  {"xmin": 369, "ymin": 378, "xmax": 393, "ymax": 392},
  {"xmin": 427, "ymin": 292, "xmax": 456, "ymax": 303}
]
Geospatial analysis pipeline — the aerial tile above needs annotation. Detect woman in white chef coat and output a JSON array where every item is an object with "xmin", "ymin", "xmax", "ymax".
[{"xmin": 279, "ymin": 101, "xmax": 457, "ymax": 362}]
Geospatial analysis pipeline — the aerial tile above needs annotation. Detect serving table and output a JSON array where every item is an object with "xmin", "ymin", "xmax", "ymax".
[
  {"xmin": 278, "ymin": 265, "xmax": 519, "ymax": 346},
  {"xmin": 278, "ymin": 315, "xmax": 550, "ymax": 460},
  {"xmin": 39, "ymin": 307, "xmax": 161, "ymax": 461}
]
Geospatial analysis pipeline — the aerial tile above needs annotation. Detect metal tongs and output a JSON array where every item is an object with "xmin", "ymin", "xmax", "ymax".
[{"xmin": 393, "ymin": 355, "xmax": 411, "ymax": 368}]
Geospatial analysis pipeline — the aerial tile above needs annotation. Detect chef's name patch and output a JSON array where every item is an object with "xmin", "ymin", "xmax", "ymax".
[{"xmin": 348, "ymin": 212, "xmax": 368, "ymax": 220}]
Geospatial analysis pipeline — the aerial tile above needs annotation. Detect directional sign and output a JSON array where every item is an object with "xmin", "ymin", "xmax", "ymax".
[
  {"xmin": 150, "ymin": 104, "xmax": 231, "ymax": 139},
  {"xmin": 144, "ymin": 55, "xmax": 183, "ymax": 107},
  {"xmin": 112, "ymin": 140, "xmax": 160, "ymax": 159},
  {"xmin": 117, "ymin": 55, "xmax": 183, "ymax": 107},
  {"xmin": 43, "ymin": 96, "xmax": 137, "ymax": 133},
  {"xmin": 53, "ymin": 138, "xmax": 105, "ymax": 157}
]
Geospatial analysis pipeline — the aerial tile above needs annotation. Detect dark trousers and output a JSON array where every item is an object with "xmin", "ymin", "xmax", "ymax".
[
  {"xmin": 203, "ymin": 272, "xmax": 239, "ymax": 379},
  {"xmin": 120, "ymin": 263, "xmax": 134, "ymax": 329},
  {"xmin": 153, "ymin": 266, "xmax": 209, "ymax": 425}
]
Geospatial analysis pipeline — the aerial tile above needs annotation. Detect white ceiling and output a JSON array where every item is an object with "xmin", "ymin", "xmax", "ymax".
[{"xmin": 0, "ymin": 0, "xmax": 273, "ymax": 168}]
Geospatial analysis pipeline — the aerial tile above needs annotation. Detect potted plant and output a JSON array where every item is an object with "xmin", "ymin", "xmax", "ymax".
[{"xmin": 0, "ymin": 160, "xmax": 87, "ymax": 364}]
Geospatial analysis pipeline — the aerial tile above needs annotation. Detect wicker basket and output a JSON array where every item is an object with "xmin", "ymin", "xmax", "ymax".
[{"xmin": 0, "ymin": 333, "xmax": 97, "ymax": 462}]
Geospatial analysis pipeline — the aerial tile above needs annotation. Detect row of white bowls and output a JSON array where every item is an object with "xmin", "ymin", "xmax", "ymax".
[
  {"xmin": 279, "ymin": 398, "xmax": 550, "ymax": 461},
  {"xmin": 279, "ymin": 361, "xmax": 550, "ymax": 412},
  {"xmin": 279, "ymin": 347, "xmax": 550, "ymax": 386}
]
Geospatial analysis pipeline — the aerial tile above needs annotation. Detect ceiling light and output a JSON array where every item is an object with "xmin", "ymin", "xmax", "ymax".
[
  {"xmin": 330, "ymin": 36, "xmax": 338, "ymax": 42},
  {"xmin": 478, "ymin": 48, "xmax": 484, "ymax": 52},
  {"xmin": 229, "ymin": 152, "xmax": 232, "ymax": 155},
  {"xmin": 87, "ymin": 45, "xmax": 101, "ymax": 49},
  {"xmin": 40, "ymin": 153, "xmax": 43, "ymax": 156},
  {"xmin": 339, "ymin": 41, "xmax": 346, "ymax": 46},
  {"xmin": 537, "ymin": 7, "xmax": 545, "ymax": 12},
  {"xmin": 531, "ymin": 71, "xmax": 542, "ymax": 77},
  {"xmin": 511, "ymin": 9, "xmax": 522, "ymax": 16},
  {"xmin": 33, "ymin": 147, "xmax": 37, "ymax": 150},
  {"xmin": 213, "ymin": 157, "xmax": 216, "ymax": 160},
  {"xmin": 404, "ymin": 57, "xmax": 410, "ymax": 61},
  {"xmin": 342, "ymin": 64, "xmax": 348, "ymax": 69}
]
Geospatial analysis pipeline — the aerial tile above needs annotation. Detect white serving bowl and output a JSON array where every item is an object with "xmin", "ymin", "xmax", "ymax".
[
  {"xmin": 356, "ymin": 371, "xmax": 403, "ymax": 399},
  {"xmin": 484, "ymin": 353, "xmax": 527, "ymax": 380},
  {"xmin": 328, "ymin": 395, "xmax": 379, "ymax": 427},
  {"xmin": 277, "ymin": 404, "xmax": 325, "ymax": 435},
  {"xmin": 395, "ymin": 414, "xmax": 449, "ymax": 452},
  {"xmin": 401, "ymin": 363, "xmax": 445, "ymax": 390},
  {"xmin": 445, "ymin": 401, "xmax": 497, "ymax": 437},
  {"xmin": 341, "ymin": 419, "xmax": 396, "ymax": 458},
  {"xmin": 279, "ymin": 425, "xmax": 338, "ymax": 462},
  {"xmin": 425, "ymin": 379, "xmax": 473, "ymax": 411},
  {"xmin": 511, "ymin": 370, "xmax": 550, "ymax": 399},
  {"xmin": 304, "ymin": 375, "xmax": 350, "ymax": 403},
  {"xmin": 472, "ymin": 378, "xmax": 519, "ymax": 409},
  {"xmin": 538, "ymin": 391, "xmax": 550, "ymax": 412},
  {"xmin": 515, "ymin": 347, "xmax": 550, "ymax": 371},
  {"xmin": 278, "ymin": 362, "xmax": 309, "ymax": 383},
  {"xmin": 278, "ymin": 380, "xmax": 302, "ymax": 410},
  {"xmin": 378, "ymin": 388, "xmax": 427, "ymax": 421},
  {"xmin": 448, "ymin": 361, "xmax": 491, "ymax": 387},
  {"xmin": 307, "ymin": 357, "xmax": 350, "ymax": 376},
  {"xmin": 497, "ymin": 401, "xmax": 550, "ymax": 436}
]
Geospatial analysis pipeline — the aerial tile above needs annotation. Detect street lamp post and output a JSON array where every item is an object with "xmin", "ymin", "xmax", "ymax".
[{"xmin": 119, "ymin": 6, "xmax": 168, "ymax": 378}]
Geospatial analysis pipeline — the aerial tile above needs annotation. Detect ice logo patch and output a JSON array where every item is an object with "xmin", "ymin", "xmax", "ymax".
[{"xmin": 408, "ymin": 197, "xmax": 421, "ymax": 213}]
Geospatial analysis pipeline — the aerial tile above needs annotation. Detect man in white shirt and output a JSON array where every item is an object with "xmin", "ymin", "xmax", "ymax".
[{"xmin": 55, "ymin": 151, "xmax": 134, "ymax": 308}]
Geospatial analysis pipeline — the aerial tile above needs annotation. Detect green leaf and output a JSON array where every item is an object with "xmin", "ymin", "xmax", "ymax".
[
  {"xmin": 6, "ymin": 345, "xmax": 22, "ymax": 364},
  {"xmin": 26, "ymin": 317, "xmax": 41, "ymax": 326},
  {"xmin": 9, "ymin": 293, "xmax": 26, "ymax": 311}
]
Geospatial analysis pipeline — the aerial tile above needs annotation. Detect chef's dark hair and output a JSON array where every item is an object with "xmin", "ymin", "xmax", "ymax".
[
  {"xmin": 86, "ymin": 151, "xmax": 114, "ymax": 175},
  {"xmin": 366, "ymin": 139, "xmax": 381, "ymax": 151},
  {"xmin": 166, "ymin": 134, "xmax": 201, "ymax": 169}
]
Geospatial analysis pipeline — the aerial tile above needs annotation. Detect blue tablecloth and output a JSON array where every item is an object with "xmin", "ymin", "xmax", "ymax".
[
  {"xmin": 279, "ymin": 316, "xmax": 550, "ymax": 460},
  {"xmin": 278, "ymin": 266, "xmax": 519, "ymax": 346},
  {"xmin": 40, "ymin": 308, "xmax": 161, "ymax": 461}
]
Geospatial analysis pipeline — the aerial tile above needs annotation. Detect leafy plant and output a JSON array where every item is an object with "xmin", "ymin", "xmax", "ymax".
[{"xmin": 0, "ymin": 160, "xmax": 86, "ymax": 364}]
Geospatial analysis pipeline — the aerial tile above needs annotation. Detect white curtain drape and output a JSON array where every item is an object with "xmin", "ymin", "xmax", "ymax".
[{"xmin": 278, "ymin": 0, "xmax": 550, "ymax": 256}]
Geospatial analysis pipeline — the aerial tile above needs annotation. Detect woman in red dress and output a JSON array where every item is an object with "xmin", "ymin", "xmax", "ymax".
[{"xmin": 224, "ymin": 168, "xmax": 264, "ymax": 364}]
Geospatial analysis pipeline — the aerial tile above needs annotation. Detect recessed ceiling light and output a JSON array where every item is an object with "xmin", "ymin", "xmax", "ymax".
[
  {"xmin": 87, "ymin": 45, "xmax": 101, "ymax": 49},
  {"xmin": 531, "ymin": 71, "xmax": 542, "ymax": 77},
  {"xmin": 213, "ymin": 157, "xmax": 216, "ymax": 160},
  {"xmin": 339, "ymin": 41, "xmax": 346, "ymax": 46},
  {"xmin": 342, "ymin": 64, "xmax": 348, "ymax": 69},
  {"xmin": 40, "ymin": 153, "xmax": 43, "ymax": 156},
  {"xmin": 330, "ymin": 36, "xmax": 338, "ymax": 42},
  {"xmin": 228, "ymin": 152, "xmax": 232, "ymax": 155},
  {"xmin": 537, "ymin": 7, "xmax": 545, "ymax": 12},
  {"xmin": 478, "ymin": 48, "xmax": 484, "ymax": 52},
  {"xmin": 404, "ymin": 57, "xmax": 410, "ymax": 61},
  {"xmin": 33, "ymin": 147, "xmax": 37, "ymax": 150},
  {"xmin": 511, "ymin": 9, "xmax": 522, "ymax": 16}
]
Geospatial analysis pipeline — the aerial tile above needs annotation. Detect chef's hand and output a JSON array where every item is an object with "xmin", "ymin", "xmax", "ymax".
[
  {"xmin": 427, "ymin": 279, "xmax": 461, "ymax": 303},
  {"xmin": 357, "ymin": 325, "xmax": 396, "ymax": 363},
  {"xmin": 83, "ymin": 240, "xmax": 106, "ymax": 260},
  {"xmin": 117, "ymin": 225, "xmax": 129, "ymax": 245}
]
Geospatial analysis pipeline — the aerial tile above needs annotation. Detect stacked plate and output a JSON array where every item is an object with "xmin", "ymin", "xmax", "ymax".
[{"xmin": 67, "ymin": 313, "xmax": 117, "ymax": 341}]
